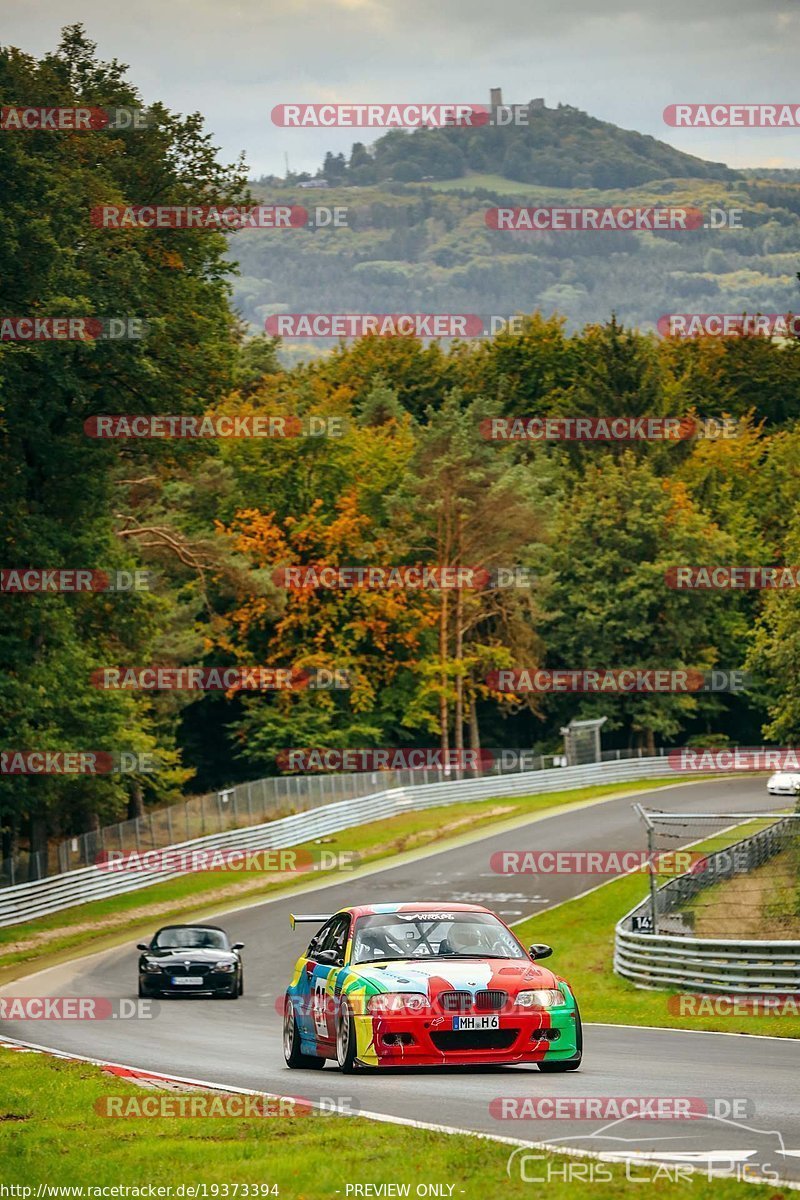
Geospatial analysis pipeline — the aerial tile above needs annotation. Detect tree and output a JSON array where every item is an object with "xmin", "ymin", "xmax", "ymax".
[
  {"xmin": 539, "ymin": 453, "xmax": 743, "ymax": 750},
  {"xmin": 0, "ymin": 25, "xmax": 247, "ymax": 854},
  {"xmin": 390, "ymin": 391, "xmax": 552, "ymax": 765}
]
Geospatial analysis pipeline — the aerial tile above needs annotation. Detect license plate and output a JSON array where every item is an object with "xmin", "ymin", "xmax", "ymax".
[
  {"xmin": 452, "ymin": 1015, "xmax": 499, "ymax": 1030},
  {"xmin": 172, "ymin": 976, "xmax": 203, "ymax": 985}
]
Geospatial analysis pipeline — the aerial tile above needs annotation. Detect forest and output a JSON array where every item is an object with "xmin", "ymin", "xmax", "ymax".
[{"xmin": 2, "ymin": 29, "xmax": 800, "ymax": 860}]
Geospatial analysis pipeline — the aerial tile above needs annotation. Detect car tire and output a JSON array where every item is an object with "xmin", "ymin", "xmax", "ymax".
[
  {"xmin": 336, "ymin": 999, "xmax": 358, "ymax": 1073},
  {"xmin": 284, "ymin": 997, "xmax": 325, "ymax": 1070},
  {"xmin": 538, "ymin": 1005, "xmax": 583, "ymax": 1072},
  {"xmin": 238, "ymin": 972, "xmax": 244, "ymax": 997}
]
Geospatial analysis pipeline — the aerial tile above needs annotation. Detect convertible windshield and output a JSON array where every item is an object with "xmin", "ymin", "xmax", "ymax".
[
  {"xmin": 352, "ymin": 912, "xmax": 527, "ymax": 964},
  {"xmin": 153, "ymin": 927, "xmax": 228, "ymax": 950}
]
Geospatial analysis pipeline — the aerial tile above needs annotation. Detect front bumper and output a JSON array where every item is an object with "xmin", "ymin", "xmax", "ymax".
[
  {"xmin": 140, "ymin": 971, "xmax": 237, "ymax": 995},
  {"xmin": 353, "ymin": 1007, "xmax": 579, "ymax": 1067}
]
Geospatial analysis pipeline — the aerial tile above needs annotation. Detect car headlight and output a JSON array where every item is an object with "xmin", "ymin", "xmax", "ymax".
[
  {"xmin": 515, "ymin": 989, "xmax": 563, "ymax": 1008},
  {"xmin": 215, "ymin": 962, "xmax": 236, "ymax": 973},
  {"xmin": 142, "ymin": 962, "xmax": 163, "ymax": 974},
  {"xmin": 368, "ymin": 992, "xmax": 429, "ymax": 1015}
]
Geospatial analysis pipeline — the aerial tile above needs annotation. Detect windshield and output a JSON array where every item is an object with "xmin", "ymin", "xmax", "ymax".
[
  {"xmin": 153, "ymin": 927, "xmax": 228, "ymax": 950},
  {"xmin": 352, "ymin": 912, "xmax": 527, "ymax": 964}
]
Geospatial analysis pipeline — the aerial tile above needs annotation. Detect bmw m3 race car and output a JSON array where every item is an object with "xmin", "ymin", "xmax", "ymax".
[
  {"xmin": 282, "ymin": 902, "xmax": 581, "ymax": 1071},
  {"xmin": 137, "ymin": 924, "xmax": 245, "ymax": 998}
]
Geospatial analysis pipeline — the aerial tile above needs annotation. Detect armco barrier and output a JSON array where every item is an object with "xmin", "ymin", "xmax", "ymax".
[
  {"xmin": 0, "ymin": 754, "xmax": 680, "ymax": 928},
  {"xmin": 614, "ymin": 816, "xmax": 800, "ymax": 993}
]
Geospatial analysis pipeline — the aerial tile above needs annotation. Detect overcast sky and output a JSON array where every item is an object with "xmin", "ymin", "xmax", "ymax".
[{"xmin": 4, "ymin": 0, "xmax": 799, "ymax": 177}]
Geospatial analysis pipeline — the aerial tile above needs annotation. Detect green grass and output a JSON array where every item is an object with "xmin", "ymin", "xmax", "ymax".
[
  {"xmin": 420, "ymin": 173, "xmax": 753, "ymax": 208},
  {"xmin": 512, "ymin": 817, "xmax": 800, "ymax": 1039},
  {"xmin": 0, "ymin": 778, "xmax": 687, "ymax": 979},
  {"xmin": 0, "ymin": 1047, "xmax": 775, "ymax": 1197}
]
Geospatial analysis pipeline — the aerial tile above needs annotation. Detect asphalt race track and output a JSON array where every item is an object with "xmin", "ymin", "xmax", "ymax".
[{"xmin": 3, "ymin": 776, "xmax": 800, "ymax": 1185}]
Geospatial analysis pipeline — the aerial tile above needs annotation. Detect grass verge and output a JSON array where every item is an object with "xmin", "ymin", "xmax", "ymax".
[
  {"xmin": 0, "ymin": 1046, "xmax": 776, "ymax": 1197},
  {"xmin": 0, "ymin": 778, "xmax": 688, "ymax": 981},
  {"xmin": 684, "ymin": 846, "xmax": 800, "ymax": 939}
]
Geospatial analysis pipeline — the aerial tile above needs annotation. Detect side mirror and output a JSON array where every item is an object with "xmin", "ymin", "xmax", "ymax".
[
  {"xmin": 232, "ymin": 942, "xmax": 244, "ymax": 950},
  {"xmin": 315, "ymin": 948, "xmax": 342, "ymax": 966},
  {"xmin": 136, "ymin": 943, "xmax": 149, "ymax": 952},
  {"xmin": 528, "ymin": 943, "xmax": 553, "ymax": 961}
]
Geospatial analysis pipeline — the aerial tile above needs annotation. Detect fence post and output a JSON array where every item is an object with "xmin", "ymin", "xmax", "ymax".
[{"xmin": 166, "ymin": 805, "xmax": 173, "ymax": 843}]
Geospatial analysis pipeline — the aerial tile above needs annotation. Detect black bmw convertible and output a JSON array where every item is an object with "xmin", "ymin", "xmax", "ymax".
[{"xmin": 137, "ymin": 924, "xmax": 244, "ymax": 998}]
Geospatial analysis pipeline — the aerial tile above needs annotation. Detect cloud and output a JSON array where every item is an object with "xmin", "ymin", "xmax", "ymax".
[{"xmin": 1, "ymin": 0, "xmax": 798, "ymax": 174}]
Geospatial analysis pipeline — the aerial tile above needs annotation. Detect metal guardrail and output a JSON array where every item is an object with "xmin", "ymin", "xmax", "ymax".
[
  {"xmin": 614, "ymin": 817, "xmax": 800, "ymax": 993},
  {"xmin": 5, "ymin": 745, "xmax": 667, "ymax": 886},
  {"xmin": 0, "ymin": 753, "xmax": 678, "ymax": 929}
]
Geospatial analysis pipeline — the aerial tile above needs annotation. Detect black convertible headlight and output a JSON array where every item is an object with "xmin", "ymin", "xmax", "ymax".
[
  {"xmin": 215, "ymin": 962, "xmax": 236, "ymax": 973},
  {"xmin": 143, "ymin": 961, "xmax": 164, "ymax": 974}
]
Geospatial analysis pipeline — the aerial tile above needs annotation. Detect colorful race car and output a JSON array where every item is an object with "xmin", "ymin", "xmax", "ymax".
[{"xmin": 282, "ymin": 902, "xmax": 582, "ymax": 1071}]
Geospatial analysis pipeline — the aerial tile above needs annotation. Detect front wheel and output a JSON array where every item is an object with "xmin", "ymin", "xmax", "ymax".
[
  {"xmin": 336, "ymin": 999, "xmax": 358, "ymax": 1073},
  {"xmin": 284, "ymin": 998, "xmax": 325, "ymax": 1069}
]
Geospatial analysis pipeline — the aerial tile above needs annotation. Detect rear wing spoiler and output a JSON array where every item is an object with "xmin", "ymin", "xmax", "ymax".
[{"xmin": 290, "ymin": 913, "xmax": 332, "ymax": 930}]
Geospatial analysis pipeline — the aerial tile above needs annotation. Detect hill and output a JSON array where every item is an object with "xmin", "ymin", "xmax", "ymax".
[
  {"xmin": 233, "ymin": 102, "xmax": 799, "ymax": 349},
  {"xmin": 308, "ymin": 99, "xmax": 738, "ymax": 190}
]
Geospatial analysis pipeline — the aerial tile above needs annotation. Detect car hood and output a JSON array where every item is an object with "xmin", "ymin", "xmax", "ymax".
[
  {"xmin": 347, "ymin": 957, "xmax": 559, "ymax": 994},
  {"xmin": 145, "ymin": 948, "xmax": 235, "ymax": 964}
]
